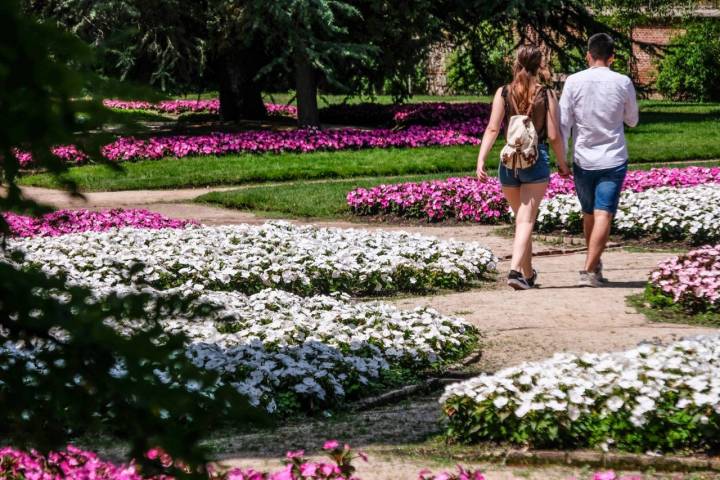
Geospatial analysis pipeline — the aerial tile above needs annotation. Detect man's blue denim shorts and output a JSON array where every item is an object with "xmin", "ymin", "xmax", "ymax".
[
  {"xmin": 573, "ymin": 162, "xmax": 628, "ymax": 215},
  {"xmin": 498, "ymin": 144, "xmax": 551, "ymax": 187}
]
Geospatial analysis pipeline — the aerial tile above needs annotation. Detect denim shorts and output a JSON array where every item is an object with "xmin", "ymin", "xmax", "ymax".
[
  {"xmin": 573, "ymin": 162, "xmax": 628, "ymax": 215},
  {"xmin": 498, "ymin": 144, "xmax": 551, "ymax": 187}
]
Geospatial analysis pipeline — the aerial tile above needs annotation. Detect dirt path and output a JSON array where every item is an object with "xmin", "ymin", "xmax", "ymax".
[
  {"xmin": 216, "ymin": 456, "xmax": 702, "ymax": 480},
  {"xmin": 393, "ymin": 250, "xmax": 717, "ymax": 371}
]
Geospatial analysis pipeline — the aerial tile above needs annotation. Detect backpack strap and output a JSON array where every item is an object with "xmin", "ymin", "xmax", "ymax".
[{"xmin": 525, "ymin": 86, "xmax": 543, "ymax": 117}]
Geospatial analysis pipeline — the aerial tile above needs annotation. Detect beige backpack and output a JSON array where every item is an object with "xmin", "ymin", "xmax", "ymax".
[{"xmin": 500, "ymin": 88, "xmax": 542, "ymax": 173}]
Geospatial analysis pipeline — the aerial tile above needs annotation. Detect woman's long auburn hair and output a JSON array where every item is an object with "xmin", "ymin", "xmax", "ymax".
[{"xmin": 509, "ymin": 45, "xmax": 545, "ymax": 113}]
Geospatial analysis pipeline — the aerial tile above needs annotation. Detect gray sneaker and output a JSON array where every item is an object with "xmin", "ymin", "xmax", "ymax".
[
  {"xmin": 595, "ymin": 260, "xmax": 609, "ymax": 283},
  {"xmin": 579, "ymin": 270, "xmax": 604, "ymax": 287}
]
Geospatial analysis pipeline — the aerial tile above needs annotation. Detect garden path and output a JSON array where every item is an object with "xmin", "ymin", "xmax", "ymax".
[{"xmin": 23, "ymin": 186, "xmax": 720, "ymax": 478}]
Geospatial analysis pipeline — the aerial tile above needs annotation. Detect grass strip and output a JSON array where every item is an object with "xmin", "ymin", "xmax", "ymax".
[
  {"xmin": 197, "ymin": 172, "xmax": 472, "ymax": 219},
  {"xmin": 197, "ymin": 159, "xmax": 720, "ymax": 220},
  {"xmin": 20, "ymin": 145, "xmax": 491, "ymax": 191},
  {"xmin": 627, "ymin": 293, "xmax": 720, "ymax": 327}
]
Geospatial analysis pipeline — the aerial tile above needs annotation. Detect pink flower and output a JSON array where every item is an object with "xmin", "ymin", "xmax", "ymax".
[
  {"xmin": 285, "ymin": 450, "xmax": 305, "ymax": 459},
  {"xmin": 322, "ymin": 440, "xmax": 340, "ymax": 451},
  {"xmin": 593, "ymin": 472, "xmax": 617, "ymax": 480},
  {"xmin": 146, "ymin": 448, "xmax": 161, "ymax": 460},
  {"xmin": 299, "ymin": 462, "xmax": 318, "ymax": 476}
]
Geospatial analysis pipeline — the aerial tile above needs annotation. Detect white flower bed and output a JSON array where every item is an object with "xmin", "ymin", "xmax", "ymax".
[
  {"xmin": 441, "ymin": 336, "xmax": 720, "ymax": 452},
  {"xmin": 4, "ymin": 222, "xmax": 490, "ymax": 412},
  {"xmin": 10, "ymin": 221, "xmax": 497, "ymax": 296},
  {"xmin": 1, "ymin": 277, "xmax": 478, "ymax": 413},
  {"xmin": 161, "ymin": 288, "xmax": 478, "ymax": 411},
  {"xmin": 536, "ymin": 185, "xmax": 720, "ymax": 244}
]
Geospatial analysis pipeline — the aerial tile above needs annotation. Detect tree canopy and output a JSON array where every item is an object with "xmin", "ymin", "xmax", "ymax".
[{"xmin": 24, "ymin": 0, "xmax": 699, "ymax": 126}]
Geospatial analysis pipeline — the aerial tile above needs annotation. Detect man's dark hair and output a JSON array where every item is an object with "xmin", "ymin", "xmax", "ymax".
[{"xmin": 588, "ymin": 33, "xmax": 615, "ymax": 61}]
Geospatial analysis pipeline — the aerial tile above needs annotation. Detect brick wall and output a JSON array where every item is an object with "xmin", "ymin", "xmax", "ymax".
[{"xmin": 631, "ymin": 26, "xmax": 683, "ymax": 86}]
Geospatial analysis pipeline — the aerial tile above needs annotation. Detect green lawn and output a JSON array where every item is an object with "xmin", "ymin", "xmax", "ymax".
[
  {"xmin": 197, "ymin": 172, "xmax": 471, "ymax": 218},
  {"xmin": 197, "ymin": 159, "xmax": 720, "ymax": 220},
  {"xmin": 20, "ymin": 145, "xmax": 496, "ymax": 191},
  {"xmin": 18, "ymin": 101, "xmax": 720, "ymax": 192}
]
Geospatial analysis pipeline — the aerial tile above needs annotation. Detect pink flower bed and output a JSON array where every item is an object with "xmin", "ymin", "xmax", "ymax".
[
  {"xmin": 15, "ymin": 102, "xmax": 489, "ymax": 167},
  {"xmin": 649, "ymin": 244, "xmax": 720, "ymax": 312},
  {"xmin": 0, "ymin": 444, "xmax": 648, "ymax": 480},
  {"xmin": 12, "ymin": 145, "xmax": 89, "ymax": 168},
  {"xmin": 100, "ymin": 120, "xmax": 486, "ymax": 162},
  {"xmin": 347, "ymin": 166, "xmax": 720, "ymax": 223},
  {"xmin": 3, "ymin": 209, "xmax": 192, "ymax": 238},
  {"xmin": 102, "ymin": 99, "xmax": 297, "ymax": 118},
  {"xmin": 0, "ymin": 446, "xmax": 157, "ymax": 480}
]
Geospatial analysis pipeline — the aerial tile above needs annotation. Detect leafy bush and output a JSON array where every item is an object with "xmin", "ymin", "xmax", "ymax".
[{"xmin": 656, "ymin": 21, "xmax": 720, "ymax": 102}]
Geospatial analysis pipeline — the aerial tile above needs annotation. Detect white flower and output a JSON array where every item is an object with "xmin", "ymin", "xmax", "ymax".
[
  {"xmin": 606, "ymin": 396, "xmax": 624, "ymax": 412},
  {"xmin": 493, "ymin": 396, "xmax": 509, "ymax": 408}
]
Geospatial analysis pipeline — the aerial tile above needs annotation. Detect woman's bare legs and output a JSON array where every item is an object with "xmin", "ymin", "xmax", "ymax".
[{"xmin": 503, "ymin": 183, "xmax": 548, "ymax": 278}]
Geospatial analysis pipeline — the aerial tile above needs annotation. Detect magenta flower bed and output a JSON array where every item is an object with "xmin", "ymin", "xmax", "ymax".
[
  {"xmin": 347, "ymin": 166, "xmax": 720, "ymax": 223},
  {"xmin": 103, "ymin": 99, "xmax": 489, "ymax": 128},
  {"xmin": 15, "ymin": 102, "xmax": 490, "ymax": 167},
  {"xmin": 103, "ymin": 99, "xmax": 297, "ymax": 117},
  {"xmin": 649, "ymin": 244, "xmax": 720, "ymax": 313},
  {"xmin": 0, "ymin": 446, "xmax": 154, "ymax": 480},
  {"xmin": 100, "ymin": 120, "xmax": 485, "ymax": 162},
  {"xmin": 3, "ymin": 209, "xmax": 192, "ymax": 238},
  {"xmin": 0, "ymin": 445, "xmax": 647, "ymax": 480},
  {"xmin": 12, "ymin": 145, "xmax": 89, "ymax": 168}
]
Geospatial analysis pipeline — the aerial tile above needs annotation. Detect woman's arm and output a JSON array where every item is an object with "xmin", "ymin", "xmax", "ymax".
[
  {"xmin": 546, "ymin": 89, "xmax": 570, "ymax": 177},
  {"xmin": 476, "ymin": 87, "xmax": 505, "ymax": 180}
]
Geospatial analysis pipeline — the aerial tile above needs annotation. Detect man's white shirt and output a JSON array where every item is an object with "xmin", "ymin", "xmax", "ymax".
[{"xmin": 559, "ymin": 66, "xmax": 639, "ymax": 170}]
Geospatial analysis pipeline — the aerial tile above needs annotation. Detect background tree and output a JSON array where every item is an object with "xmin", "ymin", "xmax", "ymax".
[
  {"xmin": 656, "ymin": 20, "xmax": 720, "ymax": 101},
  {"xmin": 242, "ymin": 0, "xmax": 376, "ymax": 127},
  {"xmin": 1, "ymin": 2, "xmax": 257, "ymax": 477}
]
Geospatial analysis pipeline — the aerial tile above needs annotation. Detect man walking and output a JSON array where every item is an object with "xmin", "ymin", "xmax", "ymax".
[{"xmin": 560, "ymin": 33, "xmax": 639, "ymax": 287}]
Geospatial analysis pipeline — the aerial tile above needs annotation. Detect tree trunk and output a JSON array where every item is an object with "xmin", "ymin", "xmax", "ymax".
[
  {"xmin": 294, "ymin": 51, "xmax": 320, "ymax": 128},
  {"xmin": 216, "ymin": 49, "xmax": 266, "ymax": 122}
]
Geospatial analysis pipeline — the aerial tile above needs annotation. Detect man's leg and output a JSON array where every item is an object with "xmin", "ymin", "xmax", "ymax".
[
  {"xmin": 584, "ymin": 210, "xmax": 612, "ymax": 273},
  {"xmin": 582, "ymin": 164, "xmax": 627, "ymax": 278}
]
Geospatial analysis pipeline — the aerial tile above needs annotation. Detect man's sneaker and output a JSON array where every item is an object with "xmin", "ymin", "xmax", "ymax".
[
  {"xmin": 595, "ymin": 260, "xmax": 609, "ymax": 283},
  {"xmin": 526, "ymin": 269, "xmax": 538, "ymax": 288},
  {"xmin": 508, "ymin": 270, "xmax": 532, "ymax": 290},
  {"xmin": 579, "ymin": 270, "xmax": 604, "ymax": 287}
]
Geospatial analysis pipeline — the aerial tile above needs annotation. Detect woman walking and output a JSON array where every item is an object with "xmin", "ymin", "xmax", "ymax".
[{"xmin": 476, "ymin": 45, "xmax": 570, "ymax": 290}]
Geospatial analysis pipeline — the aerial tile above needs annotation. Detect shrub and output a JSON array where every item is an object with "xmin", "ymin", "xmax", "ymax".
[
  {"xmin": 656, "ymin": 21, "xmax": 720, "ymax": 102},
  {"xmin": 648, "ymin": 245, "xmax": 720, "ymax": 314}
]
